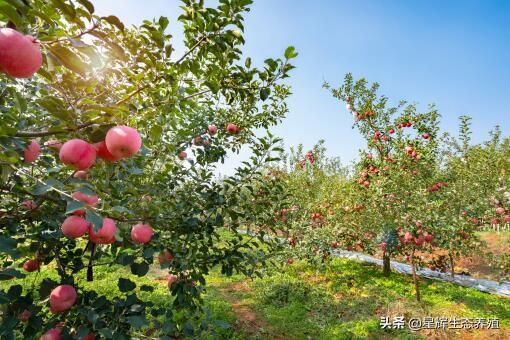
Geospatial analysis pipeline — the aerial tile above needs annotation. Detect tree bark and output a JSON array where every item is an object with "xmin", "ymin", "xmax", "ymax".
[
  {"xmin": 410, "ymin": 252, "xmax": 421, "ymax": 302},
  {"xmin": 87, "ymin": 243, "xmax": 96, "ymax": 282},
  {"xmin": 449, "ymin": 252, "xmax": 455, "ymax": 279},
  {"xmin": 383, "ymin": 253, "xmax": 391, "ymax": 277}
]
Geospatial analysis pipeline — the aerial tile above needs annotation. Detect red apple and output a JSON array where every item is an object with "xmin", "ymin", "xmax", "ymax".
[
  {"xmin": 94, "ymin": 141, "xmax": 122, "ymax": 162},
  {"xmin": 59, "ymin": 139, "xmax": 96, "ymax": 170},
  {"xmin": 23, "ymin": 259, "xmax": 40, "ymax": 272},
  {"xmin": 379, "ymin": 242, "xmax": 387, "ymax": 252},
  {"xmin": 0, "ymin": 28, "xmax": 42, "ymax": 78},
  {"xmin": 105, "ymin": 125, "xmax": 142, "ymax": 159},
  {"xmin": 44, "ymin": 139, "xmax": 62, "ymax": 150},
  {"xmin": 158, "ymin": 250, "xmax": 174, "ymax": 264},
  {"xmin": 331, "ymin": 241, "xmax": 339, "ymax": 249},
  {"xmin": 18, "ymin": 309, "xmax": 31, "ymax": 322},
  {"xmin": 49, "ymin": 285, "xmax": 77, "ymax": 313},
  {"xmin": 40, "ymin": 328, "xmax": 62, "ymax": 340},
  {"xmin": 167, "ymin": 274, "xmax": 178, "ymax": 289},
  {"xmin": 422, "ymin": 133, "xmax": 430, "ymax": 139},
  {"xmin": 131, "ymin": 224, "xmax": 154, "ymax": 244},
  {"xmin": 71, "ymin": 191, "xmax": 99, "ymax": 216},
  {"xmin": 424, "ymin": 234, "xmax": 434, "ymax": 242},
  {"xmin": 496, "ymin": 207, "xmax": 506, "ymax": 215},
  {"xmin": 61, "ymin": 216, "xmax": 89, "ymax": 238},
  {"xmin": 21, "ymin": 199, "xmax": 37, "ymax": 210},
  {"xmin": 389, "ymin": 128, "xmax": 395, "ymax": 134},
  {"xmin": 504, "ymin": 215, "xmax": 510, "ymax": 223},
  {"xmin": 226, "ymin": 123, "xmax": 238, "ymax": 134},
  {"xmin": 73, "ymin": 171, "xmax": 88, "ymax": 179},
  {"xmin": 286, "ymin": 258, "xmax": 294, "ymax": 265},
  {"xmin": 89, "ymin": 218, "xmax": 117, "ymax": 244},
  {"xmin": 208, "ymin": 124, "xmax": 218, "ymax": 135},
  {"xmin": 23, "ymin": 140, "xmax": 40, "ymax": 163},
  {"xmin": 403, "ymin": 232, "xmax": 413, "ymax": 243},
  {"xmin": 82, "ymin": 333, "xmax": 95, "ymax": 340},
  {"xmin": 178, "ymin": 151, "xmax": 187, "ymax": 160}
]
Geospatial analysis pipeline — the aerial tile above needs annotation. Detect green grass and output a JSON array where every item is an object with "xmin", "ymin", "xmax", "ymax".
[{"xmin": 2, "ymin": 258, "xmax": 509, "ymax": 339}]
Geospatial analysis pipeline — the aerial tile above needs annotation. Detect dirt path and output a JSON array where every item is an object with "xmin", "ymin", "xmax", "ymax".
[{"xmin": 220, "ymin": 282, "xmax": 269, "ymax": 336}]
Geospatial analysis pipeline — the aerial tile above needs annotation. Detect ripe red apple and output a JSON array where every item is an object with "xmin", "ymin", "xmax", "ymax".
[
  {"xmin": 61, "ymin": 215, "xmax": 89, "ymax": 238},
  {"xmin": 373, "ymin": 131, "xmax": 381, "ymax": 141},
  {"xmin": 94, "ymin": 141, "xmax": 122, "ymax": 162},
  {"xmin": 23, "ymin": 259, "xmax": 40, "ymax": 272},
  {"xmin": 49, "ymin": 285, "xmax": 77, "ymax": 313},
  {"xmin": 286, "ymin": 258, "xmax": 294, "ymax": 265},
  {"xmin": 23, "ymin": 140, "xmax": 40, "ymax": 163},
  {"xmin": 18, "ymin": 309, "xmax": 31, "ymax": 322},
  {"xmin": 178, "ymin": 151, "xmax": 187, "ymax": 160},
  {"xmin": 331, "ymin": 241, "xmax": 339, "ymax": 249},
  {"xmin": 491, "ymin": 217, "xmax": 500, "ymax": 225},
  {"xmin": 44, "ymin": 139, "xmax": 62, "ymax": 150},
  {"xmin": 403, "ymin": 232, "xmax": 413, "ymax": 243},
  {"xmin": 208, "ymin": 124, "xmax": 218, "ymax": 135},
  {"xmin": 73, "ymin": 171, "xmax": 88, "ymax": 179},
  {"xmin": 131, "ymin": 223, "xmax": 154, "ymax": 244},
  {"xmin": 193, "ymin": 136, "xmax": 204, "ymax": 146},
  {"xmin": 89, "ymin": 218, "xmax": 117, "ymax": 244},
  {"xmin": 82, "ymin": 333, "xmax": 95, "ymax": 340},
  {"xmin": 496, "ymin": 207, "xmax": 506, "ymax": 215},
  {"xmin": 422, "ymin": 133, "xmax": 430, "ymax": 139},
  {"xmin": 71, "ymin": 191, "xmax": 99, "ymax": 216},
  {"xmin": 59, "ymin": 139, "xmax": 96, "ymax": 170},
  {"xmin": 0, "ymin": 28, "xmax": 42, "ymax": 78},
  {"xmin": 424, "ymin": 234, "xmax": 434, "ymax": 242},
  {"xmin": 389, "ymin": 128, "xmax": 395, "ymax": 134},
  {"xmin": 167, "ymin": 274, "xmax": 178, "ymax": 289},
  {"xmin": 158, "ymin": 250, "xmax": 174, "ymax": 264},
  {"xmin": 504, "ymin": 215, "xmax": 510, "ymax": 223},
  {"xmin": 226, "ymin": 123, "xmax": 238, "ymax": 134},
  {"xmin": 21, "ymin": 199, "xmax": 37, "ymax": 210},
  {"xmin": 40, "ymin": 328, "xmax": 62, "ymax": 340},
  {"xmin": 105, "ymin": 125, "xmax": 142, "ymax": 159}
]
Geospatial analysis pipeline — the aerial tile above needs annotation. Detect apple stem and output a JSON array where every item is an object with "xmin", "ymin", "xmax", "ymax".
[{"xmin": 87, "ymin": 243, "xmax": 96, "ymax": 282}]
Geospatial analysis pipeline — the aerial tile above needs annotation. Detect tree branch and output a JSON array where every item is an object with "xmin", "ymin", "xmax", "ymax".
[{"xmin": 14, "ymin": 122, "xmax": 103, "ymax": 137}]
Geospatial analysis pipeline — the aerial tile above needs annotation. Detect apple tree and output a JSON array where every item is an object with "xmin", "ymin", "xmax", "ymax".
[{"xmin": 0, "ymin": 0, "xmax": 296, "ymax": 338}]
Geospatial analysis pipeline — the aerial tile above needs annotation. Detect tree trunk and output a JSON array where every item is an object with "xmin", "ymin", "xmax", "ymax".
[
  {"xmin": 87, "ymin": 243, "xmax": 95, "ymax": 282},
  {"xmin": 449, "ymin": 252, "xmax": 455, "ymax": 279},
  {"xmin": 383, "ymin": 253, "xmax": 391, "ymax": 277},
  {"xmin": 410, "ymin": 252, "xmax": 421, "ymax": 302}
]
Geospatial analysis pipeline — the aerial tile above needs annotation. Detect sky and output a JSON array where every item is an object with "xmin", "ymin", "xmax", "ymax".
[{"xmin": 94, "ymin": 0, "xmax": 510, "ymax": 174}]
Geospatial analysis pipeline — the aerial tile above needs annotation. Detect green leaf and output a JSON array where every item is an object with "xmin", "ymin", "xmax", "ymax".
[
  {"xmin": 0, "ymin": 268, "xmax": 25, "ymax": 281},
  {"xmin": 127, "ymin": 315, "xmax": 147, "ymax": 329},
  {"xmin": 284, "ymin": 46, "xmax": 298, "ymax": 59},
  {"xmin": 102, "ymin": 15, "xmax": 124, "ymax": 31},
  {"xmin": 85, "ymin": 210, "xmax": 103, "ymax": 232},
  {"xmin": 0, "ymin": 3, "xmax": 23, "ymax": 30},
  {"xmin": 77, "ymin": 0, "xmax": 94, "ymax": 14},
  {"xmin": 260, "ymin": 87, "xmax": 270, "ymax": 101},
  {"xmin": 118, "ymin": 278, "xmax": 136, "ymax": 292},
  {"xmin": 0, "ymin": 236, "xmax": 20, "ymax": 259},
  {"xmin": 130, "ymin": 262, "xmax": 149, "ymax": 276},
  {"xmin": 39, "ymin": 278, "xmax": 57, "ymax": 299},
  {"xmin": 140, "ymin": 285, "xmax": 154, "ymax": 292},
  {"xmin": 7, "ymin": 285, "xmax": 22, "ymax": 299},
  {"xmin": 116, "ymin": 253, "xmax": 135, "ymax": 266},
  {"xmin": 48, "ymin": 45, "xmax": 89, "ymax": 76},
  {"xmin": 66, "ymin": 200, "xmax": 86, "ymax": 214}
]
